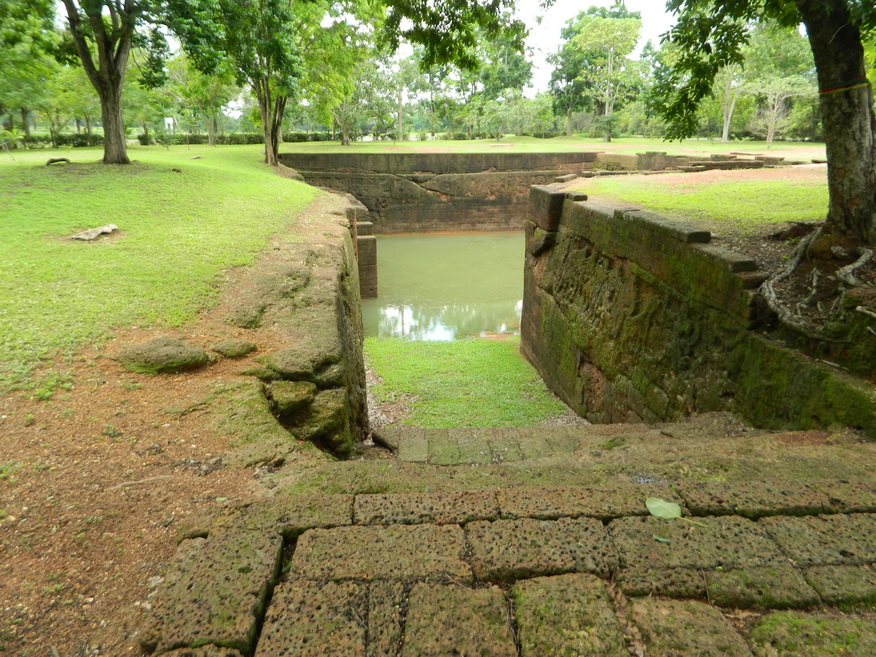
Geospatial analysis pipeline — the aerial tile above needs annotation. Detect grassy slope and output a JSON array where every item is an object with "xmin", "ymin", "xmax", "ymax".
[
  {"xmin": 0, "ymin": 145, "xmax": 316, "ymax": 388},
  {"xmin": 570, "ymin": 175, "xmax": 829, "ymax": 234},
  {"xmin": 365, "ymin": 337, "xmax": 569, "ymax": 427}
]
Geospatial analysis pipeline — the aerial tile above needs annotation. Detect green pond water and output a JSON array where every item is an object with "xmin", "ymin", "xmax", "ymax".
[{"xmin": 361, "ymin": 231, "xmax": 524, "ymax": 340}]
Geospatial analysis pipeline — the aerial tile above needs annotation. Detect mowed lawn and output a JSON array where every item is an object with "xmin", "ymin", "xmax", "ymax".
[
  {"xmin": 365, "ymin": 336, "xmax": 569, "ymax": 427},
  {"xmin": 569, "ymin": 166, "xmax": 830, "ymax": 235},
  {"xmin": 0, "ymin": 144, "xmax": 316, "ymax": 389}
]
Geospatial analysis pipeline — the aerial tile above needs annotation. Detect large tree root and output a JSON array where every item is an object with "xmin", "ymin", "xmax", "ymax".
[
  {"xmin": 758, "ymin": 226, "xmax": 841, "ymax": 341},
  {"xmin": 836, "ymin": 248, "xmax": 874, "ymax": 286},
  {"xmin": 756, "ymin": 225, "xmax": 876, "ymax": 344}
]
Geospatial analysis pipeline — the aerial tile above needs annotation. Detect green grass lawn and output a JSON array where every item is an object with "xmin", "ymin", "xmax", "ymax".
[
  {"xmin": 365, "ymin": 336, "xmax": 569, "ymax": 427},
  {"xmin": 570, "ymin": 174, "xmax": 829, "ymax": 235},
  {"xmin": 280, "ymin": 134, "xmax": 826, "ymax": 158},
  {"xmin": 0, "ymin": 144, "xmax": 316, "ymax": 390}
]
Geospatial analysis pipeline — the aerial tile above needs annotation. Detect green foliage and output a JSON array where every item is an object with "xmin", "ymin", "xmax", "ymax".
[
  {"xmin": 380, "ymin": 0, "xmax": 525, "ymax": 70},
  {"xmin": 0, "ymin": 144, "xmax": 316, "ymax": 390},
  {"xmin": 561, "ymin": 4, "xmax": 643, "ymax": 141},
  {"xmin": 659, "ymin": 0, "xmax": 873, "ymax": 140},
  {"xmin": 365, "ymin": 337, "xmax": 569, "ymax": 427}
]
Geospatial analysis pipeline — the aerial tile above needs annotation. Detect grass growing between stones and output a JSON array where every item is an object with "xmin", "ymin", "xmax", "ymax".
[
  {"xmin": 571, "ymin": 175, "xmax": 828, "ymax": 234},
  {"xmin": 365, "ymin": 336, "xmax": 569, "ymax": 427},
  {"xmin": 0, "ymin": 144, "xmax": 316, "ymax": 390}
]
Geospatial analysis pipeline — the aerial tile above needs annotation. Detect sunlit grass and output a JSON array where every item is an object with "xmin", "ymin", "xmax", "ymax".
[
  {"xmin": 0, "ymin": 144, "xmax": 316, "ymax": 389},
  {"xmin": 570, "ymin": 175, "xmax": 828, "ymax": 234},
  {"xmin": 365, "ymin": 336, "xmax": 569, "ymax": 427},
  {"xmin": 279, "ymin": 134, "xmax": 825, "ymax": 158}
]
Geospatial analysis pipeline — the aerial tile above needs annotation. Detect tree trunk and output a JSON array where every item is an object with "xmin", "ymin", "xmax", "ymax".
[
  {"xmin": 61, "ymin": 1, "xmax": 132, "ymax": 164},
  {"xmin": 20, "ymin": 108, "xmax": 31, "ymax": 137},
  {"xmin": 397, "ymin": 88, "xmax": 403, "ymax": 142},
  {"xmin": 254, "ymin": 76, "xmax": 281, "ymax": 166},
  {"xmin": 721, "ymin": 84, "xmax": 740, "ymax": 143},
  {"xmin": 796, "ymin": 0, "xmax": 876, "ymax": 245},
  {"xmin": 566, "ymin": 107, "xmax": 572, "ymax": 136},
  {"xmin": 0, "ymin": 105, "xmax": 12, "ymax": 132},
  {"xmin": 207, "ymin": 112, "xmax": 217, "ymax": 146}
]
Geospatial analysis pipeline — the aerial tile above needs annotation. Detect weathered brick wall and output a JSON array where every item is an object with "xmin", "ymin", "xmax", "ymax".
[
  {"xmin": 278, "ymin": 153, "xmax": 599, "ymax": 233},
  {"xmin": 522, "ymin": 186, "xmax": 876, "ymax": 436}
]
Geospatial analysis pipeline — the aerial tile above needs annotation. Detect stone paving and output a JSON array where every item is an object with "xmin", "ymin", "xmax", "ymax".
[{"xmin": 143, "ymin": 417, "xmax": 876, "ymax": 656}]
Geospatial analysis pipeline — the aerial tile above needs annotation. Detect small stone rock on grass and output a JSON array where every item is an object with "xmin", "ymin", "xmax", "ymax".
[
  {"xmin": 211, "ymin": 339, "xmax": 258, "ymax": 359},
  {"xmin": 118, "ymin": 336, "xmax": 210, "ymax": 374}
]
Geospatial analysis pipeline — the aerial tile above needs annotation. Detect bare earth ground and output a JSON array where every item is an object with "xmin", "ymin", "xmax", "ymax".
[{"xmin": 0, "ymin": 162, "xmax": 871, "ymax": 655}]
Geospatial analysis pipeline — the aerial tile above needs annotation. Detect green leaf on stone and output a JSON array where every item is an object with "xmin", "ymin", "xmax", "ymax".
[
  {"xmin": 646, "ymin": 497, "xmax": 682, "ymax": 519},
  {"xmin": 645, "ymin": 497, "xmax": 708, "ymax": 528}
]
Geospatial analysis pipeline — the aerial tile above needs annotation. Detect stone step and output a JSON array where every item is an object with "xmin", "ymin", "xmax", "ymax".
[
  {"xmin": 375, "ymin": 412, "xmax": 758, "ymax": 465},
  {"xmin": 147, "ymin": 499, "xmax": 876, "ymax": 656},
  {"xmin": 143, "ymin": 415, "xmax": 876, "ymax": 656}
]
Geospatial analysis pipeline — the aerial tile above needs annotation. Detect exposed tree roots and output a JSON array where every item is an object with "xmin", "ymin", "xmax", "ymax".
[{"xmin": 759, "ymin": 225, "xmax": 874, "ymax": 343}]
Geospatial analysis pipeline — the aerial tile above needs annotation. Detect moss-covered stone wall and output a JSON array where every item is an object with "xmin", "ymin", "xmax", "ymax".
[
  {"xmin": 220, "ymin": 193, "xmax": 369, "ymax": 460},
  {"xmin": 521, "ymin": 186, "xmax": 876, "ymax": 437}
]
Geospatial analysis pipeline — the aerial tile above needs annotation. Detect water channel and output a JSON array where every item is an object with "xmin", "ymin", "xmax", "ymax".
[{"xmin": 361, "ymin": 231, "xmax": 524, "ymax": 340}]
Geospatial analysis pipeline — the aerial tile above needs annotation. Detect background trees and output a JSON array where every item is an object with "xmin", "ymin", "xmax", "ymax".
[{"xmin": 660, "ymin": 0, "xmax": 874, "ymax": 245}]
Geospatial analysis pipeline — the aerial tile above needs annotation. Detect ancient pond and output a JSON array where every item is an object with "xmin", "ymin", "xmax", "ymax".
[{"xmin": 361, "ymin": 231, "xmax": 523, "ymax": 340}]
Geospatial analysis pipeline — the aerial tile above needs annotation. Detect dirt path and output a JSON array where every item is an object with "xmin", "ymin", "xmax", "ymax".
[{"xmin": 0, "ymin": 227, "xmax": 332, "ymax": 655}]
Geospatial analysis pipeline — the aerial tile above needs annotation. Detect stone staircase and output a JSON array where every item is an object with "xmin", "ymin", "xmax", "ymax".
[{"xmin": 141, "ymin": 415, "xmax": 876, "ymax": 656}]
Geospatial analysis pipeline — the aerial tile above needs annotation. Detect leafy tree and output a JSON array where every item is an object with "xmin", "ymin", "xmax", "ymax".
[
  {"xmin": 567, "ymin": 4, "xmax": 642, "ymax": 142},
  {"xmin": 746, "ymin": 73, "xmax": 811, "ymax": 145},
  {"xmin": 0, "ymin": 1, "xmax": 56, "ymax": 134},
  {"xmin": 478, "ymin": 32, "xmax": 533, "ymax": 99},
  {"xmin": 549, "ymin": 15, "xmax": 595, "ymax": 136},
  {"xmin": 741, "ymin": 23, "xmax": 815, "ymax": 145},
  {"xmin": 165, "ymin": 54, "xmax": 238, "ymax": 145},
  {"xmin": 660, "ymin": 0, "xmax": 876, "ymax": 245}
]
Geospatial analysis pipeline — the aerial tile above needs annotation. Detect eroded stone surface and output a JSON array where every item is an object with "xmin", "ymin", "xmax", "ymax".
[
  {"xmin": 271, "ymin": 381, "xmax": 316, "ymax": 420},
  {"xmin": 760, "ymin": 513, "xmax": 876, "ymax": 566},
  {"xmin": 749, "ymin": 611, "xmax": 876, "ymax": 656},
  {"xmin": 705, "ymin": 566, "xmax": 819, "ymax": 609},
  {"xmin": 143, "ymin": 529, "xmax": 282, "ymax": 654},
  {"xmin": 675, "ymin": 480, "xmax": 830, "ymax": 518},
  {"xmin": 512, "ymin": 573, "xmax": 627, "ymax": 657},
  {"xmin": 466, "ymin": 516, "xmax": 616, "ymax": 581},
  {"xmin": 162, "ymin": 648, "xmax": 244, "ymax": 657},
  {"xmin": 256, "ymin": 580, "xmax": 367, "ymax": 657},
  {"xmin": 216, "ymin": 495, "xmax": 353, "ymax": 537},
  {"xmin": 810, "ymin": 479, "xmax": 876, "ymax": 514},
  {"xmin": 614, "ymin": 567, "xmax": 706, "ymax": 599},
  {"xmin": 211, "ymin": 339, "xmax": 257, "ymax": 359},
  {"xmin": 803, "ymin": 565, "xmax": 876, "ymax": 608},
  {"xmin": 367, "ymin": 581, "xmax": 406, "ymax": 657},
  {"xmin": 401, "ymin": 584, "xmax": 516, "ymax": 657},
  {"xmin": 288, "ymin": 524, "xmax": 471, "ymax": 581},
  {"xmin": 354, "ymin": 491, "xmax": 499, "ymax": 525},
  {"xmin": 119, "ymin": 337, "xmax": 209, "ymax": 374},
  {"xmin": 610, "ymin": 515, "xmax": 785, "ymax": 570},
  {"xmin": 497, "ymin": 483, "xmax": 680, "ymax": 521},
  {"xmin": 630, "ymin": 598, "xmax": 752, "ymax": 657}
]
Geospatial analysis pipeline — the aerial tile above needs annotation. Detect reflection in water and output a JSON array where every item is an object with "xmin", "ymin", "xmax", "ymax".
[{"xmin": 362, "ymin": 232, "xmax": 524, "ymax": 340}]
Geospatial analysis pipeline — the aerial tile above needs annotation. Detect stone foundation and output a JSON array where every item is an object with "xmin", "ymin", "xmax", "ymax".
[{"xmin": 279, "ymin": 152, "xmax": 599, "ymax": 233}]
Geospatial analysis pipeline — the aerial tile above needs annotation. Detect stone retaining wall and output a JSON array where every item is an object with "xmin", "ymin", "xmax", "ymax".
[
  {"xmin": 278, "ymin": 152, "xmax": 599, "ymax": 233},
  {"xmin": 217, "ymin": 192, "xmax": 369, "ymax": 460},
  {"xmin": 521, "ymin": 186, "xmax": 876, "ymax": 436}
]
